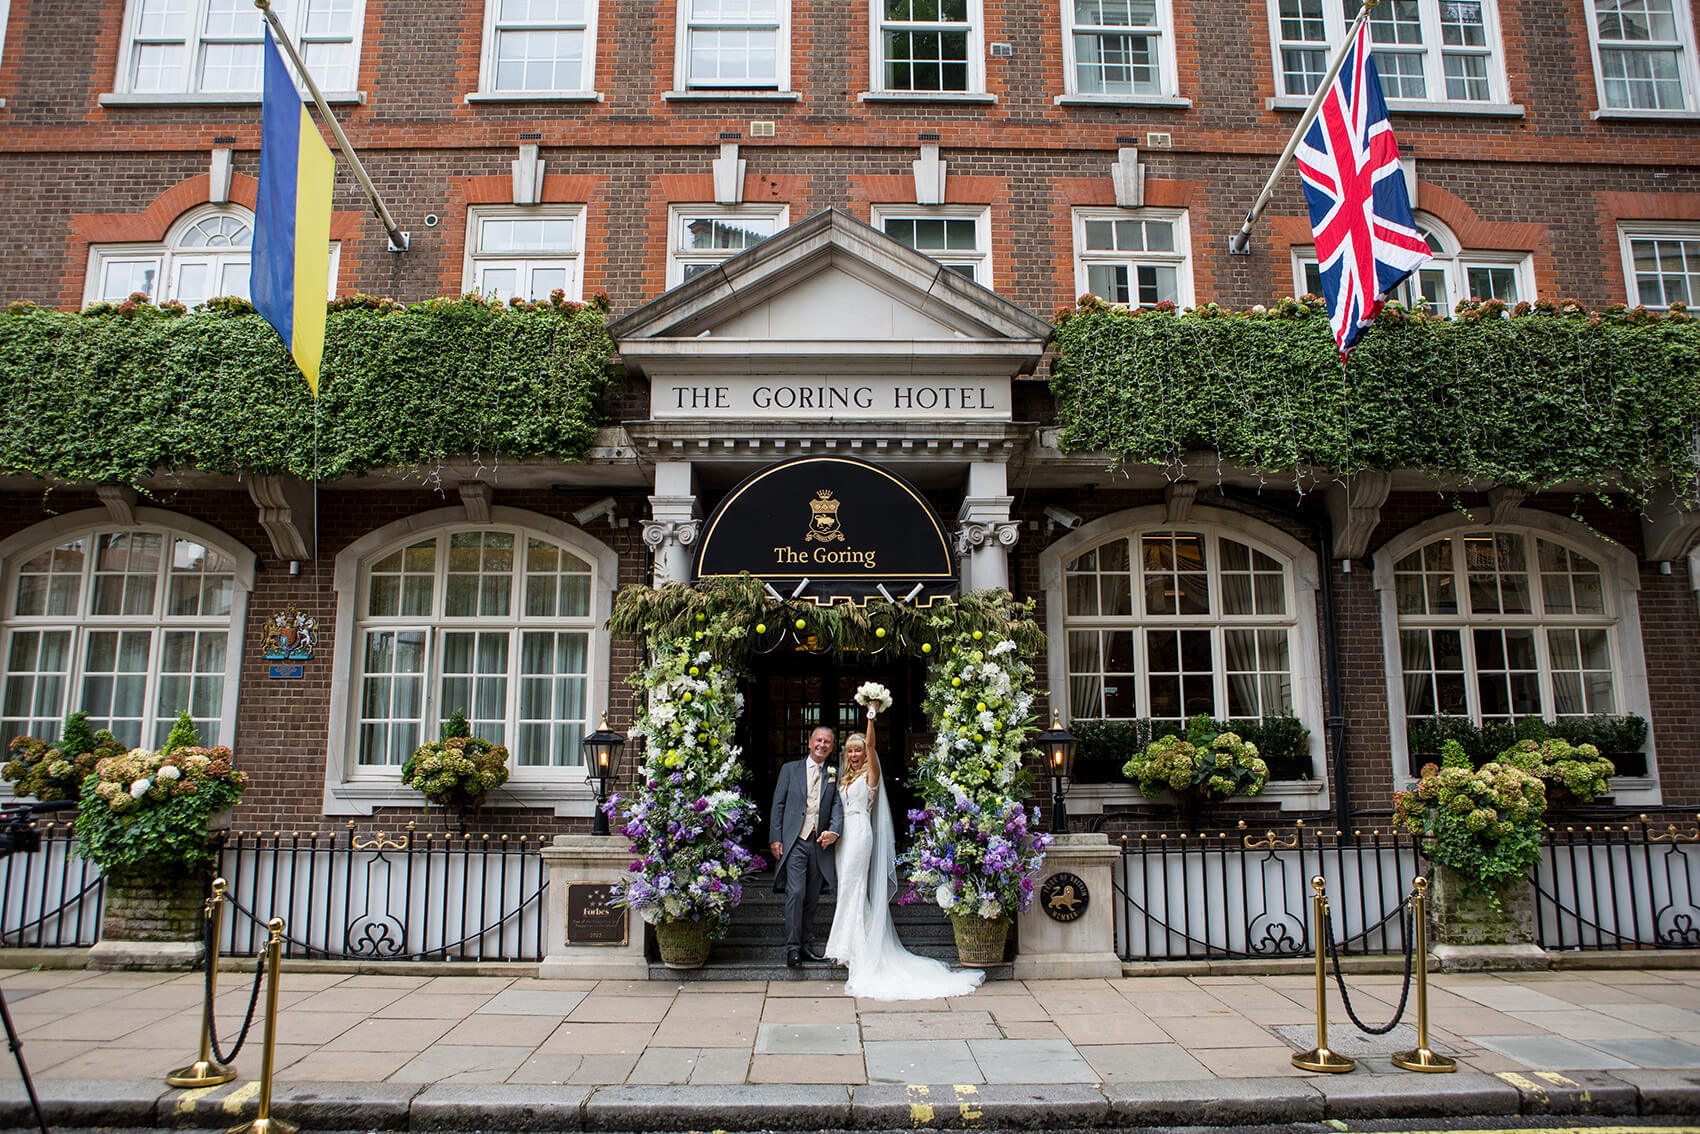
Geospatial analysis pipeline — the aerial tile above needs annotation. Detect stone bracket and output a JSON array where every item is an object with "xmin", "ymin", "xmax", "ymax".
[
  {"xmin": 512, "ymin": 144, "xmax": 545, "ymax": 206},
  {"xmin": 1163, "ymin": 479, "xmax": 1198, "ymax": 524},
  {"xmin": 913, "ymin": 144, "xmax": 947, "ymax": 205},
  {"xmin": 246, "ymin": 474, "xmax": 315, "ymax": 561},
  {"xmin": 1488, "ymin": 485, "xmax": 1526, "ymax": 525},
  {"xmin": 1324, "ymin": 470, "xmax": 1392, "ymax": 560},
  {"xmin": 1642, "ymin": 484, "xmax": 1700, "ymax": 562},
  {"xmin": 209, "ymin": 147, "xmax": 234, "ymax": 205},
  {"xmin": 712, "ymin": 143, "xmax": 746, "ymax": 206},
  {"xmin": 459, "ymin": 481, "xmax": 493, "ymax": 524},
  {"xmin": 96, "ymin": 484, "xmax": 137, "ymax": 525},
  {"xmin": 1111, "ymin": 146, "xmax": 1145, "ymax": 208}
]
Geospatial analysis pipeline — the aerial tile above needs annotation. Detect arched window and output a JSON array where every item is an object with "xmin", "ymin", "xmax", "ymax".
[
  {"xmin": 1041, "ymin": 506, "xmax": 1328, "ymax": 805},
  {"xmin": 1392, "ymin": 530, "xmax": 1618, "ymax": 722},
  {"xmin": 85, "ymin": 206, "xmax": 340, "ymax": 308},
  {"xmin": 1294, "ymin": 214, "xmax": 1532, "ymax": 314},
  {"xmin": 328, "ymin": 509, "xmax": 618, "ymax": 812},
  {"xmin": 0, "ymin": 513, "xmax": 255, "ymax": 750}
]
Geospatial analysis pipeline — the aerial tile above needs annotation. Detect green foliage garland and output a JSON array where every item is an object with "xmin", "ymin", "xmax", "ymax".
[
  {"xmin": 1050, "ymin": 297, "xmax": 1700, "ymax": 503},
  {"xmin": 0, "ymin": 295, "xmax": 614, "ymax": 486}
]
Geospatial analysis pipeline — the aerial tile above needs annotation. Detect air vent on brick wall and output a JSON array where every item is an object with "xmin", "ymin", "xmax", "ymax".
[
  {"xmin": 1146, "ymin": 132, "xmax": 1172, "ymax": 148},
  {"xmin": 989, "ymin": 42, "xmax": 1013, "ymax": 56},
  {"xmin": 750, "ymin": 121, "xmax": 776, "ymax": 137}
]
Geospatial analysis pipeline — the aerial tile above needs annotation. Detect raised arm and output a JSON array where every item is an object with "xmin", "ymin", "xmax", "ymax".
[{"xmin": 865, "ymin": 707, "xmax": 881, "ymax": 791}]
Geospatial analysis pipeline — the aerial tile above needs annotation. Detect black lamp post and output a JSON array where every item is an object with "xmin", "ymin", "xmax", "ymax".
[
  {"xmin": 1037, "ymin": 710, "xmax": 1078, "ymax": 835},
  {"xmin": 583, "ymin": 712, "xmax": 625, "ymax": 837}
]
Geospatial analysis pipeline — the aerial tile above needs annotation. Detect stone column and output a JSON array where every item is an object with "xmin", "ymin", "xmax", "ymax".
[
  {"xmin": 1013, "ymin": 832, "xmax": 1122, "ymax": 980},
  {"xmin": 956, "ymin": 461, "xmax": 1018, "ymax": 593},
  {"xmin": 538, "ymin": 835, "xmax": 649, "ymax": 980},
  {"xmin": 644, "ymin": 460, "xmax": 701, "ymax": 586}
]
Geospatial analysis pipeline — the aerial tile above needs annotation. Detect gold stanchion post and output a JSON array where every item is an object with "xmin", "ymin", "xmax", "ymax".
[
  {"xmin": 1292, "ymin": 875, "xmax": 1354, "ymax": 1073},
  {"xmin": 168, "ymin": 878, "xmax": 237, "ymax": 1088},
  {"xmin": 227, "ymin": 918, "xmax": 296, "ymax": 1134},
  {"xmin": 1392, "ymin": 876, "xmax": 1456, "ymax": 1072}
]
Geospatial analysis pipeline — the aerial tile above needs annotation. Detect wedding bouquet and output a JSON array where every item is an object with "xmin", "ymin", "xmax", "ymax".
[{"xmin": 855, "ymin": 681, "xmax": 893, "ymax": 714}]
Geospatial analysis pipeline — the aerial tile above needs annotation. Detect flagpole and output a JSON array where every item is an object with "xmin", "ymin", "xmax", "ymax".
[
  {"xmin": 1228, "ymin": 0, "xmax": 1381, "ymax": 255},
  {"xmin": 253, "ymin": 0, "xmax": 409, "ymax": 252}
]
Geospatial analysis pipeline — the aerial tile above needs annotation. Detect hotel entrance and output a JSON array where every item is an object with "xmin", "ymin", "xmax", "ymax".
[{"xmin": 742, "ymin": 652, "xmax": 927, "ymax": 852}]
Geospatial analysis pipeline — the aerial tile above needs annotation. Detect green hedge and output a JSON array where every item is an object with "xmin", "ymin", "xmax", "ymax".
[
  {"xmin": 1050, "ymin": 297, "xmax": 1700, "ymax": 504},
  {"xmin": 0, "ymin": 295, "xmax": 615, "ymax": 485}
]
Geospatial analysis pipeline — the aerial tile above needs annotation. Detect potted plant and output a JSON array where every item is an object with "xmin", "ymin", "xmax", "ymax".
[
  {"xmin": 901, "ymin": 621, "xmax": 1050, "ymax": 967},
  {"xmin": 1392, "ymin": 741, "xmax": 1546, "ymax": 945},
  {"xmin": 1499, "ymin": 738, "xmax": 1615, "ymax": 807},
  {"xmin": 4, "ymin": 711, "xmax": 124, "ymax": 803},
  {"xmin": 401, "ymin": 710, "xmax": 511, "ymax": 822},
  {"xmin": 606, "ymin": 628, "xmax": 763, "ymax": 968},
  {"xmin": 76, "ymin": 712, "xmax": 248, "ymax": 968},
  {"xmin": 1122, "ymin": 715, "xmax": 1269, "ymax": 808}
]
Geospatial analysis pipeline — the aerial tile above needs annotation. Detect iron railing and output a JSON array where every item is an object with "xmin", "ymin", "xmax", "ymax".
[
  {"xmin": 1534, "ymin": 811, "xmax": 1700, "ymax": 952},
  {"xmin": 1096, "ymin": 817, "xmax": 1422, "ymax": 961},
  {"xmin": 217, "ymin": 824, "xmax": 551, "ymax": 962},
  {"xmin": 0, "ymin": 823, "xmax": 103, "ymax": 948}
]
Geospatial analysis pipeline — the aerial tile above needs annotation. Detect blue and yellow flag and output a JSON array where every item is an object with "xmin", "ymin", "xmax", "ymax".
[{"xmin": 252, "ymin": 27, "xmax": 335, "ymax": 397}]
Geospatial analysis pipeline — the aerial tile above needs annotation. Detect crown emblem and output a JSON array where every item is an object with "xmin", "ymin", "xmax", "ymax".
[{"xmin": 805, "ymin": 488, "xmax": 845, "ymax": 542}]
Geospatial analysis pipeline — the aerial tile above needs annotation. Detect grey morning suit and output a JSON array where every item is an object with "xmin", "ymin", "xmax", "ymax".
[{"xmin": 769, "ymin": 756, "xmax": 845, "ymax": 950}]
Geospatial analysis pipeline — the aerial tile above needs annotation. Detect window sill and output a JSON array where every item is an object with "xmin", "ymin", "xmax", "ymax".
[
  {"xmin": 464, "ymin": 91, "xmax": 605, "ymax": 103},
  {"xmin": 100, "ymin": 90, "xmax": 367, "ymax": 106},
  {"xmin": 663, "ymin": 89, "xmax": 799, "ymax": 101},
  {"xmin": 1266, "ymin": 94, "xmax": 1524, "ymax": 116},
  {"xmin": 1592, "ymin": 106, "xmax": 1700, "ymax": 120},
  {"xmin": 1066, "ymin": 778, "xmax": 1325, "ymax": 814},
  {"xmin": 1055, "ymin": 93, "xmax": 1191, "ymax": 108},
  {"xmin": 858, "ymin": 90, "xmax": 998, "ymax": 104},
  {"xmin": 326, "ymin": 778, "xmax": 594, "ymax": 817}
]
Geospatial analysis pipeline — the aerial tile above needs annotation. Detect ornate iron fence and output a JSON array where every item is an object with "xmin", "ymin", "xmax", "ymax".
[
  {"xmin": 1097, "ymin": 817, "xmax": 1422, "ymax": 961},
  {"xmin": 0, "ymin": 823, "xmax": 103, "ymax": 948},
  {"xmin": 1534, "ymin": 812, "xmax": 1700, "ymax": 952},
  {"xmin": 217, "ymin": 824, "xmax": 551, "ymax": 961}
]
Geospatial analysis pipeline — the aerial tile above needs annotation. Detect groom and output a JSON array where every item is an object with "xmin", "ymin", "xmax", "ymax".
[{"xmin": 770, "ymin": 725, "xmax": 844, "ymax": 968}]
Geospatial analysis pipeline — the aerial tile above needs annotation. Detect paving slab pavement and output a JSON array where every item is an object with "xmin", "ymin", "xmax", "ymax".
[{"xmin": 0, "ymin": 965, "xmax": 1699, "ymax": 1128}]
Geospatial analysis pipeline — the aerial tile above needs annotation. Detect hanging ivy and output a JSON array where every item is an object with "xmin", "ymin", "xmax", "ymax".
[
  {"xmin": 1049, "ymin": 296, "xmax": 1700, "ymax": 506},
  {"xmin": 0, "ymin": 294, "xmax": 615, "ymax": 486}
]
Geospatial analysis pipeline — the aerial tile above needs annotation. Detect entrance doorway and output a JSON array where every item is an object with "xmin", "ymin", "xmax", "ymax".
[{"xmin": 742, "ymin": 651, "xmax": 927, "ymax": 855}]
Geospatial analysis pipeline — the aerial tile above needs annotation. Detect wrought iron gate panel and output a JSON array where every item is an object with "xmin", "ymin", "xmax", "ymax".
[
  {"xmin": 1534, "ymin": 817, "xmax": 1700, "ymax": 951},
  {"xmin": 0, "ymin": 824, "xmax": 102, "ymax": 948}
]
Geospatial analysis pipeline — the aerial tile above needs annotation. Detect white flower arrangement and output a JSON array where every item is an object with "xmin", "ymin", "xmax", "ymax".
[{"xmin": 855, "ymin": 681, "xmax": 893, "ymax": 714}]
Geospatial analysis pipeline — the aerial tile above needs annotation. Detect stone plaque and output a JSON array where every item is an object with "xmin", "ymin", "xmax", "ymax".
[
  {"xmin": 565, "ymin": 883, "xmax": 627, "ymax": 945},
  {"xmin": 1040, "ymin": 872, "xmax": 1089, "ymax": 923}
]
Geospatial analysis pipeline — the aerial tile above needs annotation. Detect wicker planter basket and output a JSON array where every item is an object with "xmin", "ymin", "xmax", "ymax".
[
  {"xmin": 950, "ymin": 913, "xmax": 1011, "ymax": 968},
  {"xmin": 654, "ymin": 918, "xmax": 713, "ymax": 969}
]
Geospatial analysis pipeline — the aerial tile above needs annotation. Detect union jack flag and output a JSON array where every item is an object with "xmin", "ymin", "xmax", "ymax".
[{"xmin": 1295, "ymin": 21, "xmax": 1430, "ymax": 357}]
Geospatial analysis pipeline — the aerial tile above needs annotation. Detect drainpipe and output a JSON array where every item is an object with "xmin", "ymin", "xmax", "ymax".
[{"xmin": 1213, "ymin": 488, "xmax": 1350, "ymax": 831}]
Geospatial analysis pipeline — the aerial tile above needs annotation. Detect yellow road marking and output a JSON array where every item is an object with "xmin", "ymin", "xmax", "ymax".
[
  {"xmin": 1535, "ymin": 1070, "xmax": 1580, "ymax": 1087},
  {"xmin": 1494, "ymin": 1071, "xmax": 1544, "ymax": 1092},
  {"xmin": 954, "ymin": 1083, "xmax": 982, "ymax": 1126},
  {"xmin": 906, "ymin": 1084, "xmax": 934, "ymax": 1127},
  {"xmin": 220, "ymin": 1080, "xmax": 261, "ymax": 1115}
]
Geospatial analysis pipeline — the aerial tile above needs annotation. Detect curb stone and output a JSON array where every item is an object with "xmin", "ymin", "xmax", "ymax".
[
  {"xmin": 1617, "ymin": 1070, "xmax": 1700, "ymax": 1116},
  {"xmin": 582, "ymin": 1084, "xmax": 851, "ymax": 1131},
  {"xmin": 1489, "ymin": 1069, "xmax": 1638, "ymax": 1116},
  {"xmin": 0, "ymin": 1078, "xmax": 162, "ymax": 1129},
  {"xmin": 852, "ymin": 1083, "xmax": 1108, "ymax": 1129},
  {"xmin": 411, "ymin": 1083, "xmax": 591, "ymax": 1131},
  {"xmin": 1103, "ymin": 1078, "xmax": 1323, "ymax": 1127},
  {"xmin": 270, "ymin": 1083, "xmax": 419, "ymax": 1131},
  {"xmin": 1311, "ymin": 1070, "xmax": 1521, "ymax": 1118}
]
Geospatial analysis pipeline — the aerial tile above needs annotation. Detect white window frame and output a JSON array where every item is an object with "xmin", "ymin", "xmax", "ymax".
[
  {"xmin": 665, "ymin": 204, "xmax": 789, "ymax": 287},
  {"xmin": 1040, "ymin": 504, "xmax": 1329, "ymax": 812},
  {"xmin": 1585, "ymin": 0, "xmax": 1700, "ymax": 115},
  {"xmin": 110, "ymin": 0, "xmax": 364, "ymax": 101},
  {"xmin": 474, "ymin": 0, "xmax": 602, "ymax": 99},
  {"xmin": 83, "ymin": 205, "xmax": 341, "ymax": 309},
  {"xmin": 462, "ymin": 205, "xmax": 587, "ymax": 303},
  {"xmin": 1058, "ymin": 0, "xmax": 1183, "ymax": 102},
  {"xmin": 1290, "ymin": 214, "xmax": 1532, "ymax": 315},
  {"xmin": 1264, "ymin": 0, "xmax": 1514, "ymax": 112},
  {"xmin": 0, "ymin": 510, "xmax": 255, "ymax": 762},
  {"xmin": 1618, "ymin": 222, "xmax": 1700, "ymax": 308},
  {"xmin": 325, "ymin": 506, "xmax": 618, "ymax": 817},
  {"xmin": 871, "ymin": 204, "xmax": 993, "ymax": 287},
  {"xmin": 675, "ymin": 0, "xmax": 790, "ymax": 91},
  {"xmin": 866, "ymin": 0, "xmax": 988, "ymax": 98},
  {"xmin": 1071, "ymin": 206, "xmax": 1193, "ymax": 309},
  {"xmin": 1374, "ymin": 510, "xmax": 1658, "ymax": 804}
]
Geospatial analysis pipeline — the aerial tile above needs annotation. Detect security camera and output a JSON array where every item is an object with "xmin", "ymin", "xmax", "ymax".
[
  {"xmin": 1044, "ymin": 505, "xmax": 1083, "ymax": 530},
  {"xmin": 572, "ymin": 497, "xmax": 617, "ymax": 526}
]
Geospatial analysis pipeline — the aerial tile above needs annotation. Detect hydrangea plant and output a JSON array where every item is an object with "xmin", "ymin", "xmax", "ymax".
[
  {"xmin": 901, "ymin": 623, "xmax": 1050, "ymax": 921},
  {"xmin": 4, "ymin": 711, "xmax": 124, "ymax": 803},
  {"xmin": 1498, "ymin": 738, "xmax": 1615, "ymax": 805},
  {"xmin": 401, "ymin": 710, "xmax": 511, "ymax": 809},
  {"xmin": 1122, "ymin": 715, "xmax": 1269, "ymax": 802},
  {"xmin": 1393, "ymin": 740, "xmax": 1547, "ymax": 892},
  {"xmin": 74, "ymin": 713, "xmax": 247, "ymax": 882},
  {"xmin": 606, "ymin": 621, "xmax": 763, "ymax": 935}
]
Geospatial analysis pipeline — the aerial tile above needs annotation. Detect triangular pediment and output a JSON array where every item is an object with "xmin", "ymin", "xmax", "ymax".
[{"xmin": 610, "ymin": 209, "xmax": 1052, "ymax": 352}]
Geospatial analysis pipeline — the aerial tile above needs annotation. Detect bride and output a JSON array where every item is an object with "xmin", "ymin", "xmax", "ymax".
[{"xmin": 824, "ymin": 704, "xmax": 983, "ymax": 1000}]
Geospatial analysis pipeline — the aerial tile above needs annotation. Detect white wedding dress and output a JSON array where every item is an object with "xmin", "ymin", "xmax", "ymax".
[{"xmin": 824, "ymin": 774, "xmax": 984, "ymax": 1000}]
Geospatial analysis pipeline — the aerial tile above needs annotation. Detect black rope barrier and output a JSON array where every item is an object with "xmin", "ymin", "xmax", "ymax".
[
  {"xmin": 202, "ymin": 909, "xmax": 267, "ymax": 1066},
  {"xmin": 1324, "ymin": 890, "xmax": 1416, "ymax": 1036}
]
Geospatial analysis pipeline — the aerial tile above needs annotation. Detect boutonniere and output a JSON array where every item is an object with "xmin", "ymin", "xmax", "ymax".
[{"xmin": 826, "ymin": 767, "xmax": 838, "ymax": 781}]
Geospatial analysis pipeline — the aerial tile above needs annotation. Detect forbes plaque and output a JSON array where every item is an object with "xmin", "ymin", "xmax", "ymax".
[
  {"xmin": 1040, "ymin": 872, "xmax": 1089, "ymax": 923},
  {"xmin": 565, "ymin": 883, "xmax": 627, "ymax": 945}
]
